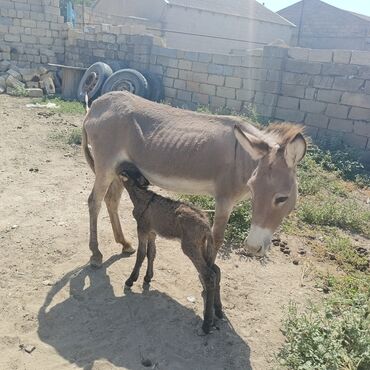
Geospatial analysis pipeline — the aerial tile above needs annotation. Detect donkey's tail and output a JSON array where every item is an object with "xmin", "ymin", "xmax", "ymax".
[{"xmin": 82, "ymin": 121, "xmax": 95, "ymax": 174}]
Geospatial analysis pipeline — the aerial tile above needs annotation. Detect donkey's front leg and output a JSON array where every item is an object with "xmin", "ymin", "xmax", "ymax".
[
  {"xmin": 212, "ymin": 198, "xmax": 234, "ymax": 250},
  {"xmin": 125, "ymin": 231, "xmax": 148, "ymax": 287}
]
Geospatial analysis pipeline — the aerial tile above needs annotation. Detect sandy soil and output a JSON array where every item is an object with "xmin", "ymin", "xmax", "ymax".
[{"xmin": 0, "ymin": 95, "xmax": 318, "ymax": 370}]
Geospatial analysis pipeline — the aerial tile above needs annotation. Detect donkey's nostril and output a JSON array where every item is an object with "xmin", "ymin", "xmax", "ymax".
[{"xmin": 256, "ymin": 246, "xmax": 263, "ymax": 254}]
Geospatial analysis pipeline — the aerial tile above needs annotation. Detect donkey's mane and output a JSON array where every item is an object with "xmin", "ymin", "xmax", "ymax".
[{"xmin": 264, "ymin": 123, "xmax": 305, "ymax": 147}]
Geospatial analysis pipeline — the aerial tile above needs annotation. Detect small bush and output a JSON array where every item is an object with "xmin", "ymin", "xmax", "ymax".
[{"xmin": 279, "ymin": 294, "xmax": 370, "ymax": 370}]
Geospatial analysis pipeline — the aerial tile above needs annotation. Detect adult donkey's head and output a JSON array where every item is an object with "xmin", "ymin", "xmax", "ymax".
[{"xmin": 234, "ymin": 124, "xmax": 307, "ymax": 257}]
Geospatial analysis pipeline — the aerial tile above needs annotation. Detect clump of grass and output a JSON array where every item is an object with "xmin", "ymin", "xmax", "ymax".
[
  {"xmin": 8, "ymin": 85, "xmax": 29, "ymax": 97},
  {"xmin": 279, "ymin": 293, "xmax": 370, "ymax": 370},
  {"xmin": 67, "ymin": 128, "xmax": 82, "ymax": 145},
  {"xmin": 32, "ymin": 96, "xmax": 85, "ymax": 115},
  {"xmin": 323, "ymin": 234, "xmax": 369, "ymax": 272},
  {"xmin": 298, "ymin": 197, "xmax": 370, "ymax": 237}
]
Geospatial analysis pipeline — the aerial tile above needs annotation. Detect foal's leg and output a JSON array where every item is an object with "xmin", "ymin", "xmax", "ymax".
[
  {"xmin": 144, "ymin": 232, "xmax": 156, "ymax": 284},
  {"xmin": 88, "ymin": 172, "xmax": 114, "ymax": 267},
  {"xmin": 181, "ymin": 241, "xmax": 216, "ymax": 334},
  {"xmin": 212, "ymin": 264, "xmax": 223, "ymax": 319},
  {"xmin": 212, "ymin": 198, "xmax": 234, "ymax": 250},
  {"xmin": 104, "ymin": 177, "xmax": 135, "ymax": 254},
  {"xmin": 125, "ymin": 230, "xmax": 148, "ymax": 287}
]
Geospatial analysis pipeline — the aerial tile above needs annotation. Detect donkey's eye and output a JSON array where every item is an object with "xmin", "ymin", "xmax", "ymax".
[{"xmin": 275, "ymin": 196, "xmax": 288, "ymax": 205}]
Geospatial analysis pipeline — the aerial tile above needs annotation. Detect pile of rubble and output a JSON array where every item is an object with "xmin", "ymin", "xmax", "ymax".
[{"xmin": 0, "ymin": 61, "xmax": 59, "ymax": 98}]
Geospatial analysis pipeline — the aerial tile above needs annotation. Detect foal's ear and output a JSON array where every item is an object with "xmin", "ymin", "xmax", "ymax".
[
  {"xmin": 234, "ymin": 125, "xmax": 270, "ymax": 161},
  {"xmin": 285, "ymin": 132, "xmax": 307, "ymax": 168}
]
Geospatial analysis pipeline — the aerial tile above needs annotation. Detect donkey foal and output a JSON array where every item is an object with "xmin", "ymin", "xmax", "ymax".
[{"xmin": 118, "ymin": 162, "xmax": 222, "ymax": 334}]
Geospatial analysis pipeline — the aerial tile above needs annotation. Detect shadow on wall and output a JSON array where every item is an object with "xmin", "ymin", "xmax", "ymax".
[{"xmin": 38, "ymin": 254, "xmax": 252, "ymax": 370}]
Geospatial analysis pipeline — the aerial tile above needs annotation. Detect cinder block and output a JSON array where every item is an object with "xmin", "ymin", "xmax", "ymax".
[
  {"xmin": 236, "ymin": 89, "xmax": 255, "ymax": 102},
  {"xmin": 333, "ymin": 50, "xmax": 352, "ymax": 64},
  {"xmin": 226, "ymin": 99, "xmax": 243, "ymax": 111},
  {"xmin": 212, "ymin": 54, "xmax": 229, "ymax": 65},
  {"xmin": 186, "ymin": 81, "xmax": 200, "ymax": 92},
  {"xmin": 261, "ymin": 57, "xmax": 283, "ymax": 70},
  {"xmin": 193, "ymin": 72, "xmax": 208, "ymax": 83},
  {"xmin": 191, "ymin": 62, "xmax": 208, "ymax": 73},
  {"xmin": 164, "ymin": 87, "xmax": 176, "ymax": 98},
  {"xmin": 166, "ymin": 68, "xmax": 179, "ymax": 78},
  {"xmin": 333, "ymin": 77, "xmax": 364, "ymax": 92},
  {"xmin": 225, "ymin": 77, "xmax": 242, "ymax": 88},
  {"xmin": 199, "ymin": 83, "xmax": 216, "ymax": 96},
  {"xmin": 321, "ymin": 64, "xmax": 358, "ymax": 76},
  {"xmin": 4, "ymin": 34, "xmax": 20, "ymax": 42},
  {"xmin": 177, "ymin": 89, "xmax": 192, "ymax": 102},
  {"xmin": 216, "ymin": 86, "xmax": 236, "ymax": 99},
  {"xmin": 317, "ymin": 89, "xmax": 342, "ymax": 103},
  {"xmin": 305, "ymin": 87, "xmax": 316, "ymax": 100},
  {"xmin": 341, "ymin": 92, "xmax": 370, "ymax": 109},
  {"xmin": 348, "ymin": 107, "xmax": 370, "ymax": 121},
  {"xmin": 208, "ymin": 64, "xmax": 224, "ymax": 75},
  {"xmin": 277, "ymin": 96, "xmax": 299, "ymax": 110},
  {"xmin": 157, "ymin": 56, "xmax": 178, "ymax": 68},
  {"xmin": 21, "ymin": 19, "xmax": 36, "ymax": 28},
  {"xmin": 305, "ymin": 113, "xmax": 329, "ymax": 129},
  {"xmin": 325, "ymin": 104, "xmax": 349, "ymax": 119},
  {"xmin": 242, "ymin": 56, "xmax": 262, "ymax": 68},
  {"xmin": 275, "ymin": 108, "xmax": 305, "ymax": 123},
  {"xmin": 207, "ymin": 74, "xmax": 224, "ymax": 86},
  {"xmin": 285, "ymin": 59, "xmax": 321, "ymax": 75},
  {"xmin": 354, "ymin": 121, "xmax": 370, "ymax": 136},
  {"xmin": 192, "ymin": 93, "xmax": 209, "ymax": 105},
  {"xmin": 171, "ymin": 79, "xmax": 184, "ymax": 89},
  {"xmin": 210, "ymin": 96, "xmax": 226, "ymax": 108},
  {"xmin": 281, "ymin": 84, "xmax": 305, "ymax": 98},
  {"xmin": 288, "ymin": 47, "xmax": 309, "ymax": 60},
  {"xmin": 178, "ymin": 60, "xmax": 191, "ymax": 70},
  {"xmin": 309, "ymin": 49, "xmax": 333, "ymax": 63},
  {"xmin": 198, "ymin": 52, "xmax": 212, "ymax": 63},
  {"xmin": 312, "ymin": 76, "xmax": 334, "ymax": 89},
  {"xmin": 350, "ymin": 50, "xmax": 370, "ymax": 66},
  {"xmin": 302, "ymin": 124, "xmax": 318, "ymax": 139},
  {"xmin": 300, "ymin": 99, "xmax": 327, "ymax": 114},
  {"xmin": 328, "ymin": 118, "xmax": 354, "ymax": 133}
]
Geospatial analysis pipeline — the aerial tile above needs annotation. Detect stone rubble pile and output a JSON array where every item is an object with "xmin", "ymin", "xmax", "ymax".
[{"xmin": 0, "ymin": 61, "xmax": 59, "ymax": 97}]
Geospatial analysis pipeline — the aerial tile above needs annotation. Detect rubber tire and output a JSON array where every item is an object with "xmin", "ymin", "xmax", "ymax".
[
  {"xmin": 77, "ymin": 62, "xmax": 113, "ymax": 102},
  {"xmin": 101, "ymin": 69, "xmax": 149, "ymax": 98},
  {"xmin": 143, "ymin": 71, "xmax": 164, "ymax": 102}
]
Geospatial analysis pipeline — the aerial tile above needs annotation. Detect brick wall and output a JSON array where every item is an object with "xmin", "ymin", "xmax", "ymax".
[{"xmin": 0, "ymin": 0, "xmax": 67, "ymax": 67}]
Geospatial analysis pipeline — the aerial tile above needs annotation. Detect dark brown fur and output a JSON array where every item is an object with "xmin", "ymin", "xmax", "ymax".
[{"xmin": 119, "ymin": 163, "xmax": 222, "ymax": 334}]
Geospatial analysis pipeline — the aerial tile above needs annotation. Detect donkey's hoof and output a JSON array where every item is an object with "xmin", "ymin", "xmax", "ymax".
[
  {"xmin": 144, "ymin": 275, "xmax": 152, "ymax": 284},
  {"xmin": 215, "ymin": 308, "xmax": 224, "ymax": 319},
  {"xmin": 202, "ymin": 321, "xmax": 212, "ymax": 334},
  {"xmin": 125, "ymin": 278, "xmax": 134, "ymax": 287},
  {"xmin": 121, "ymin": 243, "xmax": 136, "ymax": 255},
  {"xmin": 90, "ymin": 255, "xmax": 103, "ymax": 268}
]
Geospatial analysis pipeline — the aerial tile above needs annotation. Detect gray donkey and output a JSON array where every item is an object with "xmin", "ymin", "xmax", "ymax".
[{"xmin": 118, "ymin": 162, "xmax": 222, "ymax": 334}]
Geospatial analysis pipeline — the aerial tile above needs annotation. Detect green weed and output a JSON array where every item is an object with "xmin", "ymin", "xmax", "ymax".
[{"xmin": 32, "ymin": 96, "xmax": 85, "ymax": 115}]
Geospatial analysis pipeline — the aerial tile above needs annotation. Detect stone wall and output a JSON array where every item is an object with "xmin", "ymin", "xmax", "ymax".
[{"xmin": 0, "ymin": 0, "xmax": 67, "ymax": 67}]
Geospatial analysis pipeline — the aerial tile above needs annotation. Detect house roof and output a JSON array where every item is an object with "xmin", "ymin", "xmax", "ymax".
[
  {"xmin": 168, "ymin": 0, "xmax": 294, "ymax": 26},
  {"xmin": 278, "ymin": 0, "xmax": 370, "ymax": 24}
]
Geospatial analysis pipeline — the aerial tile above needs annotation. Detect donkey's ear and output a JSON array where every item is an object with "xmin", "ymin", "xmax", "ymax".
[
  {"xmin": 234, "ymin": 125, "xmax": 270, "ymax": 161},
  {"xmin": 285, "ymin": 133, "xmax": 306, "ymax": 168}
]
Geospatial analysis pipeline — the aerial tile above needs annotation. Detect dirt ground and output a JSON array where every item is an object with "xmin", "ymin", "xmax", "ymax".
[{"xmin": 0, "ymin": 95, "xmax": 319, "ymax": 370}]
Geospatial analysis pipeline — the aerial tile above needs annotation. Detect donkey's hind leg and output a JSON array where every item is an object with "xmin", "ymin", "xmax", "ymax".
[
  {"xmin": 88, "ymin": 172, "xmax": 114, "ymax": 267},
  {"xmin": 212, "ymin": 264, "xmax": 223, "ymax": 318},
  {"xmin": 144, "ymin": 232, "xmax": 156, "ymax": 284},
  {"xmin": 104, "ymin": 177, "xmax": 135, "ymax": 254}
]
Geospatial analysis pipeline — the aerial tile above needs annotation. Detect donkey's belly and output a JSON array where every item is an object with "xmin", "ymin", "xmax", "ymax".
[{"xmin": 139, "ymin": 169, "xmax": 215, "ymax": 195}]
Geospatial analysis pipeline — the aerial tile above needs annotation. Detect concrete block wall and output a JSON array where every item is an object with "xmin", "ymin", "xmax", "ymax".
[
  {"xmin": 64, "ymin": 24, "xmax": 159, "ymax": 72},
  {"xmin": 0, "ymin": 0, "xmax": 67, "ymax": 67}
]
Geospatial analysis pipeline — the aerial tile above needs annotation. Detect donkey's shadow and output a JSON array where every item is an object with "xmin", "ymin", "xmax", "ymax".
[{"xmin": 38, "ymin": 255, "xmax": 252, "ymax": 370}]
